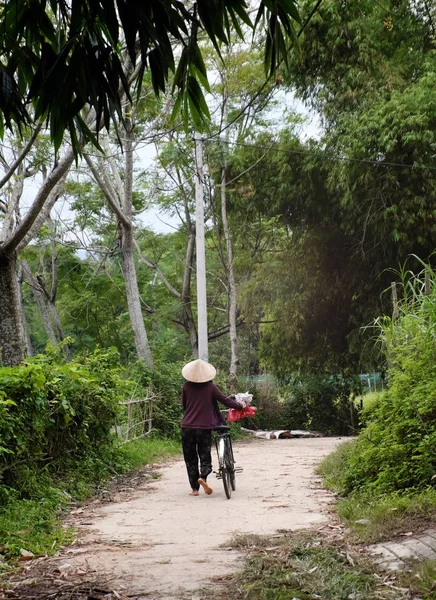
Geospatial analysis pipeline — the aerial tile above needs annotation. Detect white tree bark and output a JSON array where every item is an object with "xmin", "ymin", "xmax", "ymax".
[
  {"xmin": 121, "ymin": 118, "xmax": 153, "ymax": 367},
  {"xmin": 84, "ymin": 125, "xmax": 153, "ymax": 367},
  {"xmin": 0, "ymin": 252, "xmax": 26, "ymax": 365},
  {"xmin": 221, "ymin": 165, "xmax": 239, "ymax": 390}
]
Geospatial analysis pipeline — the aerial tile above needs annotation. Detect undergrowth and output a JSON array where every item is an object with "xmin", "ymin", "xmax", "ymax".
[
  {"xmin": 0, "ymin": 437, "xmax": 180, "ymax": 563},
  {"xmin": 318, "ymin": 439, "xmax": 436, "ymax": 544},
  {"xmin": 210, "ymin": 530, "xmax": 436, "ymax": 600},
  {"xmin": 211, "ymin": 531, "xmax": 407, "ymax": 600}
]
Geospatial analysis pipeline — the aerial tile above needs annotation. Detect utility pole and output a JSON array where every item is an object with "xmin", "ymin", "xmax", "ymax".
[{"xmin": 194, "ymin": 132, "xmax": 208, "ymax": 361}]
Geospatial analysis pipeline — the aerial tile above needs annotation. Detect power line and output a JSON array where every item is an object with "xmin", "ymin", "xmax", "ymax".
[{"xmin": 205, "ymin": 137, "xmax": 436, "ymax": 171}]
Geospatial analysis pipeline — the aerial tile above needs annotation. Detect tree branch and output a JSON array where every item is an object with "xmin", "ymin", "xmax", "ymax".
[
  {"xmin": 0, "ymin": 121, "xmax": 43, "ymax": 190},
  {"xmin": 133, "ymin": 238, "xmax": 181, "ymax": 298},
  {"xmin": 83, "ymin": 152, "xmax": 131, "ymax": 228},
  {"xmin": 208, "ymin": 317, "xmax": 245, "ymax": 341}
]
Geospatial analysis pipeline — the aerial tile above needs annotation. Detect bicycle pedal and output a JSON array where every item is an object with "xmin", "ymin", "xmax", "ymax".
[{"xmin": 235, "ymin": 467, "xmax": 243, "ymax": 473}]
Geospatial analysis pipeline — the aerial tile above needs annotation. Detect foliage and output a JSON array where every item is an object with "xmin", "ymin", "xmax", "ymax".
[
  {"xmin": 127, "ymin": 358, "xmax": 185, "ymax": 440},
  {"xmin": 320, "ymin": 439, "xmax": 436, "ymax": 544},
  {"xmin": 0, "ymin": 0, "xmax": 301, "ymax": 149},
  {"xmin": 337, "ymin": 267, "xmax": 436, "ymax": 494},
  {"xmin": 225, "ymin": 0, "xmax": 436, "ymax": 374},
  {"xmin": 283, "ymin": 375, "xmax": 361, "ymax": 435},
  {"xmin": 317, "ymin": 438, "xmax": 357, "ymax": 492},
  {"xmin": 0, "ymin": 346, "xmax": 133, "ymax": 500},
  {"xmin": 237, "ymin": 375, "xmax": 361, "ymax": 435},
  {"xmin": 245, "ymin": 379, "xmax": 288, "ymax": 431}
]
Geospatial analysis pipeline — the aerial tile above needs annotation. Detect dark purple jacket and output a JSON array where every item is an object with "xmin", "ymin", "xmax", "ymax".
[{"xmin": 181, "ymin": 381, "xmax": 243, "ymax": 429}]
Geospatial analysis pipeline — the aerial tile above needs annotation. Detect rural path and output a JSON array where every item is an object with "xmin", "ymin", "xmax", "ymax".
[{"xmin": 23, "ymin": 437, "xmax": 343, "ymax": 599}]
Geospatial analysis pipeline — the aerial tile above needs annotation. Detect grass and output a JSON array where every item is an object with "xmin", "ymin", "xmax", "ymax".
[
  {"xmin": 316, "ymin": 438, "xmax": 356, "ymax": 492},
  {"xmin": 0, "ymin": 437, "xmax": 181, "ymax": 565},
  {"xmin": 360, "ymin": 391, "xmax": 383, "ymax": 410},
  {"xmin": 336, "ymin": 488, "xmax": 436, "ymax": 543},
  {"xmin": 213, "ymin": 532, "xmax": 388, "ymax": 600},
  {"xmin": 317, "ymin": 438, "xmax": 436, "ymax": 544},
  {"xmin": 211, "ymin": 531, "xmax": 436, "ymax": 600},
  {"xmin": 0, "ymin": 493, "xmax": 73, "ymax": 560},
  {"xmin": 118, "ymin": 437, "xmax": 181, "ymax": 470}
]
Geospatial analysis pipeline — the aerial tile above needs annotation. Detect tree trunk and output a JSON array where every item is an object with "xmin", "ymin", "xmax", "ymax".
[
  {"xmin": 120, "ymin": 223, "xmax": 153, "ymax": 367},
  {"xmin": 21, "ymin": 260, "xmax": 58, "ymax": 345},
  {"xmin": 121, "ymin": 120, "xmax": 153, "ymax": 367},
  {"xmin": 17, "ymin": 265, "xmax": 34, "ymax": 357},
  {"xmin": 221, "ymin": 166, "xmax": 239, "ymax": 390},
  {"xmin": 48, "ymin": 302, "xmax": 71, "ymax": 361},
  {"xmin": 0, "ymin": 253, "xmax": 25, "ymax": 366}
]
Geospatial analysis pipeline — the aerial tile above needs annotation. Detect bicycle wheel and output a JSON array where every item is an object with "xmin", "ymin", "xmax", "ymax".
[
  {"xmin": 216, "ymin": 437, "xmax": 230, "ymax": 498},
  {"xmin": 222, "ymin": 466, "xmax": 232, "ymax": 499},
  {"xmin": 225, "ymin": 440, "xmax": 236, "ymax": 491}
]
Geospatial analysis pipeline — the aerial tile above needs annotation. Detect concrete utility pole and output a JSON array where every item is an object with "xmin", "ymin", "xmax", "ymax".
[{"xmin": 194, "ymin": 132, "xmax": 208, "ymax": 361}]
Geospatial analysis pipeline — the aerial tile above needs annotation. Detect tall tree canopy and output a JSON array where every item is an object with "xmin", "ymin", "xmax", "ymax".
[
  {"xmin": 232, "ymin": 0, "xmax": 436, "ymax": 375},
  {"xmin": 0, "ymin": 0, "xmax": 301, "ymax": 150}
]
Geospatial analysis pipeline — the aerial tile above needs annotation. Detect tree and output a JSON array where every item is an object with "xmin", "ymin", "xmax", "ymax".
[
  {"xmin": 0, "ymin": 0, "xmax": 301, "ymax": 151},
  {"xmin": 84, "ymin": 123, "xmax": 154, "ymax": 366},
  {"xmin": 205, "ymin": 44, "xmax": 282, "ymax": 387},
  {"xmin": 20, "ymin": 221, "xmax": 72, "ymax": 362},
  {"xmin": 0, "ymin": 123, "xmax": 79, "ymax": 366},
  {"xmin": 226, "ymin": 0, "xmax": 436, "ymax": 374},
  {"xmin": 0, "ymin": 0, "xmax": 304, "ymax": 367}
]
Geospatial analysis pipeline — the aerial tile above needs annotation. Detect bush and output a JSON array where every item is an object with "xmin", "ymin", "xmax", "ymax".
[
  {"xmin": 128, "ymin": 358, "xmax": 184, "ymax": 439},
  {"xmin": 236, "ymin": 375, "xmax": 361, "ymax": 434},
  {"xmin": 244, "ymin": 379, "xmax": 288, "ymax": 431},
  {"xmin": 339, "ymin": 266, "xmax": 436, "ymax": 494},
  {"xmin": 0, "ymin": 346, "xmax": 134, "ymax": 500},
  {"xmin": 283, "ymin": 374, "xmax": 361, "ymax": 435}
]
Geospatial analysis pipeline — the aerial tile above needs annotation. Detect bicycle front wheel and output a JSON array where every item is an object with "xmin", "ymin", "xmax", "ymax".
[
  {"xmin": 225, "ymin": 445, "xmax": 236, "ymax": 491},
  {"xmin": 229, "ymin": 462, "xmax": 236, "ymax": 491},
  {"xmin": 222, "ymin": 466, "xmax": 232, "ymax": 499}
]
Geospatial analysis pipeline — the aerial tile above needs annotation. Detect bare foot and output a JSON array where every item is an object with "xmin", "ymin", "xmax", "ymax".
[
  {"xmin": 198, "ymin": 478, "xmax": 213, "ymax": 495},
  {"xmin": 189, "ymin": 490, "xmax": 199, "ymax": 496}
]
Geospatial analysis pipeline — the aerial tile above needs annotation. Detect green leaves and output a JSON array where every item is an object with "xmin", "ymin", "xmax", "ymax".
[
  {"xmin": 0, "ymin": 347, "xmax": 135, "ymax": 496},
  {"xmin": 340, "ymin": 267, "xmax": 436, "ymax": 495},
  {"xmin": 0, "ymin": 0, "xmax": 301, "ymax": 150}
]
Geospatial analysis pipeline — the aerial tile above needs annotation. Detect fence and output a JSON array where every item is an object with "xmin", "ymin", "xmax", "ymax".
[{"xmin": 116, "ymin": 389, "xmax": 159, "ymax": 444}]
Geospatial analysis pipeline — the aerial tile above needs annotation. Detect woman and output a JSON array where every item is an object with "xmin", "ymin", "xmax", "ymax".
[{"xmin": 181, "ymin": 359, "xmax": 246, "ymax": 496}]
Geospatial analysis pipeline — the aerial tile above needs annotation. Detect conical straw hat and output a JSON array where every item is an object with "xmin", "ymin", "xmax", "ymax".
[{"xmin": 182, "ymin": 359, "xmax": 216, "ymax": 383}]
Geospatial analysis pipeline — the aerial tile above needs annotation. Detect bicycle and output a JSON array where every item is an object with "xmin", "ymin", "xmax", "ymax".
[
  {"xmin": 213, "ymin": 424, "xmax": 240, "ymax": 499},
  {"xmin": 213, "ymin": 394, "xmax": 254, "ymax": 499}
]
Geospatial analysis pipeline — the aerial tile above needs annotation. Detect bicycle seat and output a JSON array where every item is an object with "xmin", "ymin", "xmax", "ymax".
[{"xmin": 214, "ymin": 425, "xmax": 230, "ymax": 432}]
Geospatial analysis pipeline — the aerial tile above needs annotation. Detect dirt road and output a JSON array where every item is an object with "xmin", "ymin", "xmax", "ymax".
[{"xmin": 40, "ymin": 437, "xmax": 343, "ymax": 599}]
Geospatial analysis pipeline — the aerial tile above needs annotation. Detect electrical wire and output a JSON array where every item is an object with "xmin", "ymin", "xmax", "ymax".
[{"xmin": 204, "ymin": 137, "xmax": 436, "ymax": 171}]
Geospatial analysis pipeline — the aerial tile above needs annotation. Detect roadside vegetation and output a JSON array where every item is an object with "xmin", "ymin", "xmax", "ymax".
[
  {"xmin": 0, "ymin": 346, "xmax": 181, "ymax": 564},
  {"xmin": 319, "ymin": 266, "xmax": 436, "ymax": 535},
  {"xmin": 207, "ymin": 267, "xmax": 436, "ymax": 600},
  {"xmin": 210, "ymin": 531, "xmax": 436, "ymax": 600}
]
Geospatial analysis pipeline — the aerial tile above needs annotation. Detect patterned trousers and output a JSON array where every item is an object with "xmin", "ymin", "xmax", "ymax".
[{"xmin": 181, "ymin": 428, "xmax": 213, "ymax": 491}]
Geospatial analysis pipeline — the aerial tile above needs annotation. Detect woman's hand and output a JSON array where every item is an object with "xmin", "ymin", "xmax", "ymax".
[{"xmin": 239, "ymin": 401, "xmax": 247, "ymax": 410}]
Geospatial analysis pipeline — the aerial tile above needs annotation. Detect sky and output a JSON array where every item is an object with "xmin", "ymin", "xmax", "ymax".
[
  {"xmin": 136, "ymin": 93, "xmax": 321, "ymax": 234},
  {"xmin": 15, "ymin": 91, "xmax": 321, "ymax": 239}
]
